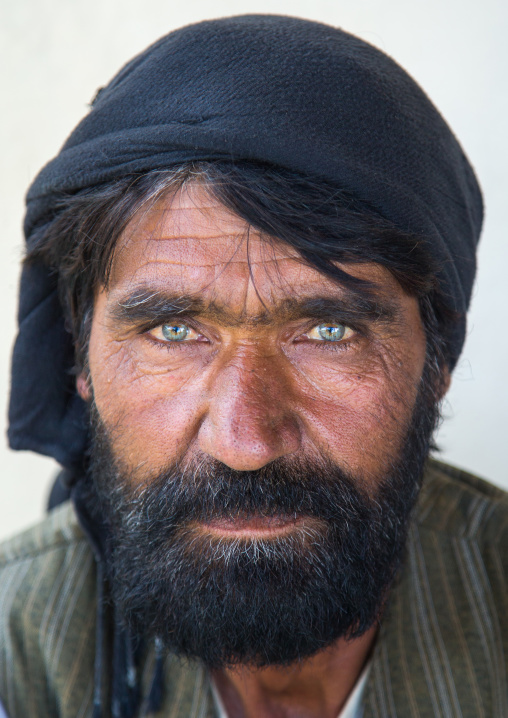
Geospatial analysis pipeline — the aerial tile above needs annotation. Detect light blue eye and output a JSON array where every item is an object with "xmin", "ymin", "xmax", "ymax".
[
  {"xmin": 161, "ymin": 324, "xmax": 189, "ymax": 341},
  {"xmin": 317, "ymin": 324, "xmax": 346, "ymax": 341}
]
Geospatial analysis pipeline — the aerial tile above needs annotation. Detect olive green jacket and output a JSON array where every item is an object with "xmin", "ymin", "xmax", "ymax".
[{"xmin": 1, "ymin": 460, "xmax": 507, "ymax": 717}]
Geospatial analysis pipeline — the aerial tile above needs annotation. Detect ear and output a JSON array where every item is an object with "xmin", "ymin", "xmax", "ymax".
[{"xmin": 76, "ymin": 371, "xmax": 92, "ymax": 402}]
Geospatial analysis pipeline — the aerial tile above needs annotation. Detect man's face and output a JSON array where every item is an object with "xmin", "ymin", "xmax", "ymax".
[
  {"xmin": 84, "ymin": 183, "xmax": 427, "ymax": 484},
  {"xmin": 80, "ymin": 182, "xmax": 435, "ymax": 667}
]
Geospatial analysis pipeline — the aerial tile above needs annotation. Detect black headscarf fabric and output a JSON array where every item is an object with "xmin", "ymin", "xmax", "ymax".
[{"xmin": 10, "ymin": 14, "xmax": 483, "ymax": 469}]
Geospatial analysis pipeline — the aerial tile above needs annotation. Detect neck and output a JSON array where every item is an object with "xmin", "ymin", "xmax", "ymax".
[{"xmin": 212, "ymin": 625, "xmax": 377, "ymax": 718}]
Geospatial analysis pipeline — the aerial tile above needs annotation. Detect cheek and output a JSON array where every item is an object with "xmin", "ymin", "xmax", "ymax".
[
  {"xmin": 88, "ymin": 336, "xmax": 209, "ymax": 469},
  {"xmin": 291, "ymin": 349, "xmax": 423, "ymax": 477}
]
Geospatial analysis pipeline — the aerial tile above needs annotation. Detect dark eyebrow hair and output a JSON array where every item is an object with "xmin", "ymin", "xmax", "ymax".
[{"xmin": 109, "ymin": 287, "xmax": 399, "ymax": 328}]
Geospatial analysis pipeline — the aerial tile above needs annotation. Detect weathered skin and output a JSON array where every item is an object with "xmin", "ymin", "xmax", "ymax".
[{"xmin": 79, "ymin": 182, "xmax": 432, "ymax": 718}]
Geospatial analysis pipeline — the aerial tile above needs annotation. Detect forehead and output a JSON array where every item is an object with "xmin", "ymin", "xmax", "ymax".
[
  {"xmin": 109, "ymin": 182, "xmax": 408, "ymax": 304},
  {"xmin": 113, "ymin": 182, "xmax": 298, "ymax": 276}
]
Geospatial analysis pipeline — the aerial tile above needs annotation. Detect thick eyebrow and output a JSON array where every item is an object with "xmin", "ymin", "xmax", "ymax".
[{"xmin": 109, "ymin": 287, "xmax": 399, "ymax": 329}]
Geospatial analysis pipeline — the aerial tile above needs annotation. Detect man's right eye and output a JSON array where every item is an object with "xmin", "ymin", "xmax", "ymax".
[{"xmin": 148, "ymin": 323, "xmax": 197, "ymax": 343}]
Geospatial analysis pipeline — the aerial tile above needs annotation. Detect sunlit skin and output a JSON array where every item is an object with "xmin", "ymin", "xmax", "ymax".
[{"xmin": 78, "ymin": 183, "xmax": 433, "ymax": 717}]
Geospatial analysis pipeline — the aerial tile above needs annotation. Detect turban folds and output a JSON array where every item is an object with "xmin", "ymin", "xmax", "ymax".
[{"xmin": 10, "ymin": 15, "xmax": 483, "ymax": 469}]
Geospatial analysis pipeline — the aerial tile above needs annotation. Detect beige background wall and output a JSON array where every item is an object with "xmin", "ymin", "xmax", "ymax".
[{"xmin": 0, "ymin": 0, "xmax": 506, "ymax": 541}]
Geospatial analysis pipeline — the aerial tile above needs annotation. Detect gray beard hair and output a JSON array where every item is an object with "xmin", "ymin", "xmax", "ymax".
[{"xmin": 82, "ymin": 366, "xmax": 440, "ymax": 669}]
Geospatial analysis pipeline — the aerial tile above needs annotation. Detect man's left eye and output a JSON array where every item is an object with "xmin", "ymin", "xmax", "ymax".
[
  {"xmin": 306, "ymin": 323, "xmax": 354, "ymax": 342},
  {"xmin": 148, "ymin": 323, "xmax": 197, "ymax": 342}
]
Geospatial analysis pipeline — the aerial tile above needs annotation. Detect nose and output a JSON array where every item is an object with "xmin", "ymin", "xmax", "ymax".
[{"xmin": 197, "ymin": 349, "xmax": 301, "ymax": 471}]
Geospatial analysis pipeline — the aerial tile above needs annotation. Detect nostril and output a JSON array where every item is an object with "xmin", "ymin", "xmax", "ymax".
[{"xmin": 197, "ymin": 402, "xmax": 301, "ymax": 471}]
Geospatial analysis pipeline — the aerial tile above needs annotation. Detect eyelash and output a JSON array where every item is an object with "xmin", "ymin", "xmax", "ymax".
[
  {"xmin": 311, "ymin": 336, "xmax": 357, "ymax": 353},
  {"xmin": 143, "ymin": 322, "xmax": 203, "ymax": 351},
  {"xmin": 147, "ymin": 336, "xmax": 194, "ymax": 352},
  {"xmin": 299, "ymin": 320, "xmax": 363, "ymax": 353},
  {"xmin": 143, "ymin": 320, "xmax": 362, "ymax": 352}
]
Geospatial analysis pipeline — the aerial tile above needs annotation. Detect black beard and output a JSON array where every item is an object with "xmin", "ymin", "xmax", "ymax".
[{"xmin": 83, "ymin": 372, "xmax": 439, "ymax": 670}]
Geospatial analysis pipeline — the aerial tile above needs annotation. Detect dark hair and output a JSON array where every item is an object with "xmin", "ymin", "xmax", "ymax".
[{"xmin": 26, "ymin": 161, "xmax": 457, "ymax": 384}]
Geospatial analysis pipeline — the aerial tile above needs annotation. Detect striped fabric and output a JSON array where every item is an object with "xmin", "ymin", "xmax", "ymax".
[{"xmin": 0, "ymin": 460, "xmax": 507, "ymax": 717}]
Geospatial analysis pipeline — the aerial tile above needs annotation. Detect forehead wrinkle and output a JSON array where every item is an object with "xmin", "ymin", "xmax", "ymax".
[
  {"xmin": 116, "ymin": 232, "xmax": 301, "ymax": 279},
  {"xmin": 120, "ymin": 200, "xmax": 300, "ymax": 267},
  {"xmin": 122, "ymin": 257, "xmax": 302, "ymax": 268},
  {"xmin": 143, "ymin": 191, "xmax": 252, "ymax": 246},
  {"xmin": 132, "ymin": 236, "xmax": 300, "ymax": 268}
]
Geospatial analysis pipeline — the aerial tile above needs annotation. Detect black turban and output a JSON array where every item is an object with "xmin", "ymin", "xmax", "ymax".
[{"xmin": 9, "ymin": 14, "xmax": 483, "ymax": 470}]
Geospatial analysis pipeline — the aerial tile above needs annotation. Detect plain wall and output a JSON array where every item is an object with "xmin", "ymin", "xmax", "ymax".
[{"xmin": 0, "ymin": 0, "xmax": 506, "ymax": 541}]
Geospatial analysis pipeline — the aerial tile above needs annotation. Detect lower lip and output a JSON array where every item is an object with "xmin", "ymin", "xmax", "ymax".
[{"xmin": 198, "ymin": 515, "xmax": 308, "ymax": 539}]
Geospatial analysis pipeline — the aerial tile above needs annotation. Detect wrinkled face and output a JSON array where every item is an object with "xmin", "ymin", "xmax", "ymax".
[
  {"xmin": 79, "ymin": 182, "xmax": 436, "ymax": 666},
  {"xmin": 82, "ymin": 183, "xmax": 427, "ymax": 488}
]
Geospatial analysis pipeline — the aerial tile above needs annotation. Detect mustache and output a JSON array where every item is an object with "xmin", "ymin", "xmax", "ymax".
[{"xmin": 94, "ymin": 450, "xmax": 418, "ymax": 536}]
